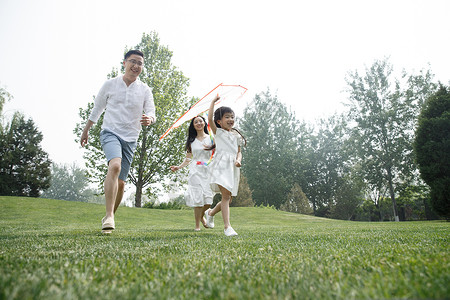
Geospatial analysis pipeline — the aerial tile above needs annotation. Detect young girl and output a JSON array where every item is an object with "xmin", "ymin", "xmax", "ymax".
[
  {"xmin": 170, "ymin": 116, "xmax": 214, "ymax": 231},
  {"xmin": 204, "ymin": 95, "xmax": 246, "ymax": 236}
]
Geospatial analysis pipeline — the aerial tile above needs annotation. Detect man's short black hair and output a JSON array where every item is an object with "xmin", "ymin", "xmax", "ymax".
[{"xmin": 124, "ymin": 50, "xmax": 144, "ymax": 60}]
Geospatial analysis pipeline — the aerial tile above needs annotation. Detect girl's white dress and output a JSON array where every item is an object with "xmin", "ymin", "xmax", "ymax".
[
  {"xmin": 209, "ymin": 128, "xmax": 243, "ymax": 196},
  {"xmin": 185, "ymin": 137, "xmax": 214, "ymax": 207}
]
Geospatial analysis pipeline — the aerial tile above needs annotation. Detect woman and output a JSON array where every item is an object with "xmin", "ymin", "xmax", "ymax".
[{"xmin": 170, "ymin": 116, "xmax": 214, "ymax": 231}]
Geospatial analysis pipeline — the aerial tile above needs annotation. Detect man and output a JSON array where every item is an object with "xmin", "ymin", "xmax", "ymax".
[{"xmin": 80, "ymin": 50, "xmax": 156, "ymax": 233}]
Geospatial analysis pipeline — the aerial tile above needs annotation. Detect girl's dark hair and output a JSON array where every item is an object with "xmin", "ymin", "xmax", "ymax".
[
  {"xmin": 185, "ymin": 116, "xmax": 209, "ymax": 153},
  {"xmin": 211, "ymin": 106, "xmax": 247, "ymax": 147},
  {"xmin": 124, "ymin": 50, "xmax": 144, "ymax": 60}
]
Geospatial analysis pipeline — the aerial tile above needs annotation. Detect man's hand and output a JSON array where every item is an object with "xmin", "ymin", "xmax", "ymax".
[
  {"xmin": 141, "ymin": 114, "xmax": 154, "ymax": 126},
  {"xmin": 80, "ymin": 120, "xmax": 94, "ymax": 147},
  {"xmin": 80, "ymin": 131, "xmax": 89, "ymax": 147}
]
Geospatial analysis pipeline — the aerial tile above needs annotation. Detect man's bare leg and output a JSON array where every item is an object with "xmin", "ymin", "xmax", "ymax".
[
  {"xmin": 113, "ymin": 179, "xmax": 125, "ymax": 213},
  {"xmin": 104, "ymin": 158, "xmax": 121, "ymax": 218}
]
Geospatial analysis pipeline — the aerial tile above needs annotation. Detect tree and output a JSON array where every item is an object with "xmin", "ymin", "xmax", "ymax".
[
  {"xmin": 329, "ymin": 175, "xmax": 364, "ymax": 220},
  {"xmin": 231, "ymin": 175, "xmax": 254, "ymax": 207},
  {"xmin": 240, "ymin": 89, "xmax": 303, "ymax": 208},
  {"xmin": 41, "ymin": 163, "xmax": 98, "ymax": 202},
  {"xmin": 304, "ymin": 114, "xmax": 352, "ymax": 216},
  {"xmin": 0, "ymin": 85, "xmax": 13, "ymax": 132},
  {"xmin": 0, "ymin": 85, "xmax": 12, "ymax": 116},
  {"xmin": 396, "ymin": 184, "xmax": 438, "ymax": 221},
  {"xmin": 280, "ymin": 183, "xmax": 313, "ymax": 214},
  {"xmin": 414, "ymin": 85, "xmax": 450, "ymax": 218},
  {"xmin": 74, "ymin": 32, "xmax": 191, "ymax": 207},
  {"xmin": 0, "ymin": 112, "xmax": 51, "ymax": 197},
  {"xmin": 353, "ymin": 198, "xmax": 379, "ymax": 221},
  {"xmin": 345, "ymin": 58, "xmax": 436, "ymax": 221}
]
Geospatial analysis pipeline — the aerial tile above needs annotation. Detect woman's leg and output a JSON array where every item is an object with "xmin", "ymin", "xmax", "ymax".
[{"xmin": 194, "ymin": 207, "xmax": 203, "ymax": 230}]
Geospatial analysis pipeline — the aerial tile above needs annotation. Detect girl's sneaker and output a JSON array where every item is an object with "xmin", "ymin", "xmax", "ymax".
[
  {"xmin": 204, "ymin": 209, "xmax": 214, "ymax": 228},
  {"xmin": 224, "ymin": 227, "xmax": 238, "ymax": 236}
]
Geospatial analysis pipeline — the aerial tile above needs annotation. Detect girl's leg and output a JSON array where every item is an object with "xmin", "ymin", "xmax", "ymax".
[
  {"xmin": 209, "ymin": 201, "xmax": 222, "ymax": 216},
  {"xmin": 201, "ymin": 204, "xmax": 211, "ymax": 228},
  {"xmin": 218, "ymin": 186, "xmax": 232, "ymax": 229}
]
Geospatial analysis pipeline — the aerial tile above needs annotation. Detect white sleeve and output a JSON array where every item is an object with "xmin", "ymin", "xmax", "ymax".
[
  {"xmin": 143, "ymin": 87, "xmax": 156, "ymax": 122},
  {"xmin": 88, "ymin": 81, "xmax": 109, "ymax": 123}
]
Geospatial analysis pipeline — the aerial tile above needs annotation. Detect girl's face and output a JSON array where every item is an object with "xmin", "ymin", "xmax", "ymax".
[
  {"xmin": 193, "ymin": 117, "xmax": 205, "ymax": 132},
  {"xmin": 217, "ymin": 112, "xmax": 235, "ymax": 131}
]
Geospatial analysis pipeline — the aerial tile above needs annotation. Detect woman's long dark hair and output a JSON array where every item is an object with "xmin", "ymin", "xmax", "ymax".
[
  {"xmin": 185, "ymin": 116, "xmax": 209, "ymax": 153},
  {"xmin": 210, "ymin": 106, "xmax": 247, "ymax": 148}
]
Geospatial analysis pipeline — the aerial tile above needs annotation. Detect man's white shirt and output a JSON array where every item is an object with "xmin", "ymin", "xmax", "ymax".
[{"xmin": 89, "ymin": 75, "xmax": 156, "ymax": 142}]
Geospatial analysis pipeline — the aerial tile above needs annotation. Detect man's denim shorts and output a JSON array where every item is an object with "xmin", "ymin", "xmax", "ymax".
[{"xmin": 100, "ymin": 130, "xmax": 137, "ymax": 181}]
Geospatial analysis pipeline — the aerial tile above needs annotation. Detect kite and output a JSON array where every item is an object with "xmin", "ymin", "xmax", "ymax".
[{"xmin": 159, "ymin": 83, "xmax": 248, "ymax": 140}]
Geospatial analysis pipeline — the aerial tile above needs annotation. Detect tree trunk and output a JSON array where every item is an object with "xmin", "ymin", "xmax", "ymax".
[
  {"xmin": 135, "ymin": 181, "xmax": 143, "ymax": 207},
  {"xmin": 386, "ymin": 167, "xmax": 399, "ymax": 221},
  {"xmin": 376, "ymin": 201, "xmax": 382, "ymax": 221},
  {"xmin": 134, "ymin": 131, "xmax": 148, "ymax": 208}
]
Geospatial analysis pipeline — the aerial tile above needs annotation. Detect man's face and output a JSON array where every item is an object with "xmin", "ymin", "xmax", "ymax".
[{"xmin": 123, "ymin": 54, "xmax": 144, "ymax": 78}]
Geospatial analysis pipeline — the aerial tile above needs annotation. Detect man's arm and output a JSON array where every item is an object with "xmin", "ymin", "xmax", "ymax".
[
  {"xmin": 80, "ymin": 80, "xmax": 110, "ymax": 146},
  {"xmin": 80, "ymin": 120, "xmax": 95, "ymax": 147},
  {"xmin": 143, "ymin": 87, "xmax": 156, "ymax": 125}
]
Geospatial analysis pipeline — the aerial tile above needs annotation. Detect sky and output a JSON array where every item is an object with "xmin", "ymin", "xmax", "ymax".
[{"xmin": 1, "ymin": 0, "xmax": 449, "ymax": 169}]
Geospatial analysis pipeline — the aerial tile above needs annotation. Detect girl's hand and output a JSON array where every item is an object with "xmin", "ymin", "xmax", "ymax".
[
  {"xmin": 213, "ymin": 94, "xmax": 220, "ymax": 103},
  {"xmin": 170, "ymin": 166, "xmax": 180, "ymax": 172},
  {"xmin": 235, "ymin": 160, "xmax": 241, "ymax": 168}
]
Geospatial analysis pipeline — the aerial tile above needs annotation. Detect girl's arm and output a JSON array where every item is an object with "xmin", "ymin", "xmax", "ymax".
[
  {"xmin": 208, "ymin": 94, "xmax": 220, "ymax": 134},
  {"xmin": 170, "ymin": 152, "xmax": 193, "ymax": 171},
  {"xmin": 235, "ymin": 146, "xmax": 242, "ymax": 167}
]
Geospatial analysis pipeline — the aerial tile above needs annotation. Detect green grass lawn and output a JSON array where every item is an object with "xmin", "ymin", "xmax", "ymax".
[{"xmin": 0, "ymin": 196, "xmax": 448, "ymax": 300}]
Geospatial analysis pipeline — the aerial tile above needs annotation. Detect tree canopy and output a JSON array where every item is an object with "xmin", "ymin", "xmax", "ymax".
[
  {"xmin": 0, "ymin": 112, "xmax": 51, "ymax": 197},
  {"xmin": 345, "ymin": 58, "xmax": 436, "ymax": 221},
  {"xmin": 414, "ymin": 84, "xmax": 450, "ymax": 218},
  {"xmin": 239, "ymin": 89, "xmax": 303, "ymax": 208},
  {"xmin": 41, "ymin": 163, "xmax": 98, "ymax": 202}
]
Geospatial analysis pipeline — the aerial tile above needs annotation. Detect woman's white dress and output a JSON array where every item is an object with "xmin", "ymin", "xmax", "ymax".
[
  {"xmin": 184, "ymin": 137, "xmax": 214, "ymax": 207},
  {"xmin": 209, "ymin": 128, "xmax": 243, "ymax": 196}
]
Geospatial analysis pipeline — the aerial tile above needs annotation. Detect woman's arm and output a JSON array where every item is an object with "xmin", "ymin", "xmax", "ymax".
[{"xmin": 170, "ymin": 152, "xmax": 193, "ymax": 171}]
